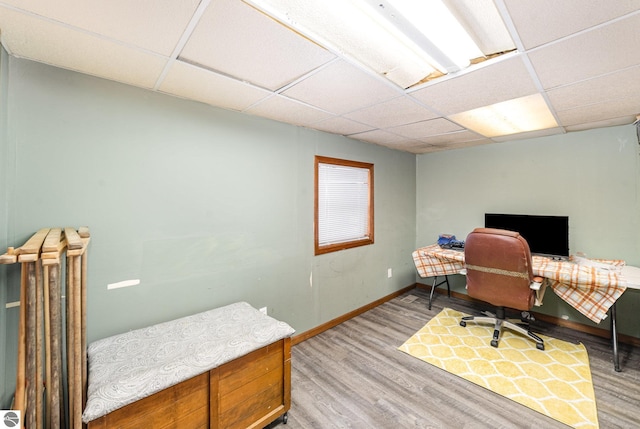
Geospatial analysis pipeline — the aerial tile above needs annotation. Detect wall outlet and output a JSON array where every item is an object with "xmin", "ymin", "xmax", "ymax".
[
  {"xmin": 259, "ymin": 307, "xmax": 268, "ymax": 315},
  {"xmin": 387, "ymin": 268, "xmax": 393, "ymax": 278}
]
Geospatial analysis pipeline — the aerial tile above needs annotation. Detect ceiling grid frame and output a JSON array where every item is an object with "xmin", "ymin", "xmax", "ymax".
[{"xmin": 0, "ymin": 0, "xmax": 638, "ymax": 153}]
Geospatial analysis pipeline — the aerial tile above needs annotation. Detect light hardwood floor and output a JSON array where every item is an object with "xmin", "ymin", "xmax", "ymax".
[{"xmin": 268, "ymin": 287, "xmax": 640, "ymax": 429}]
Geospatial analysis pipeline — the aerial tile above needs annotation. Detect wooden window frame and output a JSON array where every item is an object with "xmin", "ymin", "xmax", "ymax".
[{"xmin": 314, "ymin": 156, "xmax": 374, "ymax": 255}]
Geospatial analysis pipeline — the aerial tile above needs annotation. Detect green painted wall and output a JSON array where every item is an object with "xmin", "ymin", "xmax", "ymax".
[
  {"xmin": 1, "ymin": 45, "xmax": 12, "ymax": 408},
  {"xmin": 2, "ymin": 51, "xmax": 639, "ymax": 408},
  {"xmin": 416, "ymin": 127, "xmax": 640, "ymax": 337},
  {"xmin": 0, "ymin": 57, "xmax": 416, "ymax": 406}
]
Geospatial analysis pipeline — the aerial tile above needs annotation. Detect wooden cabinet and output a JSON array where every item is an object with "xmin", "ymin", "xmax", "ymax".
[{"xmin": 87, "ymin": 338, "xmax": 291, "ymax": 429}]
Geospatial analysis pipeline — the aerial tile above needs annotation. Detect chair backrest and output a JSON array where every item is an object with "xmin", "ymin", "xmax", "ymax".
[{"xmin": 464, "ymin": 227, "xmax": 535, "ymax": 311}]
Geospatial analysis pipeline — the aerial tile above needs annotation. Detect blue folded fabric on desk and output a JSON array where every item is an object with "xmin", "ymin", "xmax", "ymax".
[{"xmin": 438, "ymin": 234, "xmax": 465, "ymax": 249}]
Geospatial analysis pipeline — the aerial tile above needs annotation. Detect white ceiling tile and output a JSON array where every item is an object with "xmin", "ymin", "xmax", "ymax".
[
  {"xmin": 405, "ymin": 145, "xmax": 435, "ymax": 154},
  {"xmin": 378, "ymin": 141, "xmax": 427, "ymax": 153},
  {"xmin": 412, "ymin": 135, "xmax": 493, "ymax": 153},
  {"xmin": 349, "ymin": 129, "xmax": 415, "ymax": 146},
  {"xmin": 344, "ymin": 96, "xmax": 438, "ymax": 128},
  {"xmin": 387, "ymin": 118, "xmax": 463, "ymax": 139},
  {"xmin": 180, "ymin": 0, "xmax": 335, "ymax": 91},
  {"xmin": 547, "ymin": 65, "xmax": 640, "ymax": 112},
  {"xmin": 1, "ymin": 0, "xmax": 200, "ymax": 55},
  {"xmin": 158, "ymin": 61, "xmax": 271, "ymax": 111},
  {"xmin": 410, "ymin": 55, "xmax": 538, "ymax": 115},
  {"xmin": 414, "ymin": 139, "xmax": 490, "ymax": 154},
  {"xmin": 312, "ymin": 117, "xmax": 374, "ymax": 136},
  {"xmin": 490, "ymin": 127, "xmax": 564, "ymax": 142},
  {"xmin": 565, "ymin": 116, "xmax": 637, "ymax": 132},
  {"xmin": 528, "ymin": 13, "xmax": 640, "ymax": 89},
  {"xmin": 416, "ymin": 130, "xmax": 486, "ymax": 146},
  {"xmin": 503, "ymin": 0, "xmax": 640, "ymax": 49},
  {"xmin": 282, "ymin": 60, "xmax": 400, "ymax": 115},
  {"xmin": 0, "ymin": 8, "xmax": 166, "ymax": 89},
  {"xmin": 555, "ymin": 98, "xmax": 640, "ymax": 127},
  {"xmin": 245, "ymin": 95, "xmax": 333, "ymax": 126}
]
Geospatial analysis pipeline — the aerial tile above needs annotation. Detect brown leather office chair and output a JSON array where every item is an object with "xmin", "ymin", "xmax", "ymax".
[{"xmin": 459, "ymin": 227, "xmax": 545, "ymax": 350}]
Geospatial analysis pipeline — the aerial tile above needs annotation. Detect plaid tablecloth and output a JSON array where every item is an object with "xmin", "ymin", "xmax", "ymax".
[
  {"xmin": 412, "ymin": 244, "xmax": 627, "ymax": 323},
  {"xmin": 413, "ymin": 245, "xmax": 465, "ymax": 278}
]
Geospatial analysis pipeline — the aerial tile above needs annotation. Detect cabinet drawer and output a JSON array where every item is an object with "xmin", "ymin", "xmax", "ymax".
[
  {"xmin": 220, "ymin": 366, "xmax": 283, "ymax": 412},
  {"xmin": 219, "ymin": 379, "xmax": 284, "ymax": 429},
  {"xmin": 219, "ymin": 341, "xmax": 284, "ymax": 394}
]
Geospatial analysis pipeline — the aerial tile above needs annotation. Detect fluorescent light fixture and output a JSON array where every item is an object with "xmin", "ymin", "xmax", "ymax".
[
  {"xmin": 449, "ymin": 0, "xmax": 516, "ymax": 55},
  {"xmin": 243, "ymin": 0, "xmax": 514, "ymax": 89},
  {"xmin": 379, "ymin": 0, "xmax": 484, "ymax": 72},
  {"xmin": 448, "ymin": 94, "xmax": 559, "ymax": 138}
]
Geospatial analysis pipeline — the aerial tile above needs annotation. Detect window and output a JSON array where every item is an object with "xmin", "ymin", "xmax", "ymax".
[{"xmin": 315, "ymin": 156, "xmax": 374, "ymax": 255}]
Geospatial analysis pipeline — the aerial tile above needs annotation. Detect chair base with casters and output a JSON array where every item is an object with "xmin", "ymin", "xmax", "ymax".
[{"xmin": 460, "ymin": 306, "xmax": 545, "ymax": 350}]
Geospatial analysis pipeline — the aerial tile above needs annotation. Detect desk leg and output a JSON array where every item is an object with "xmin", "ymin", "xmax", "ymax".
[
  {"xmin": 428, "ymin": 276, "xmax": 451, "ymax": 311},
  {"xmin": 611, "ymin": 303, "xmax": 620, "ymax": 372}
]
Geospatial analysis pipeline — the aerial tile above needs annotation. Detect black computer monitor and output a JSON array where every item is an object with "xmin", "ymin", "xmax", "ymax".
[{"xmin": 484, "ymin": 213, "xmax": 569, "ymax": 257}]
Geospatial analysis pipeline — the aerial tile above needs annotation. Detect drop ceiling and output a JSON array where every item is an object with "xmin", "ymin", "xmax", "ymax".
[{"xmin": 1, "ymin": 0, "xmax": 639, "ymax": 154}]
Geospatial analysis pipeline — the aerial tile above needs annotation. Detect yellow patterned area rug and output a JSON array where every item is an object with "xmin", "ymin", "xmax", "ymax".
[{"xmin": 399, "ymin": 308, "xmax": 598, "ymax": 429}]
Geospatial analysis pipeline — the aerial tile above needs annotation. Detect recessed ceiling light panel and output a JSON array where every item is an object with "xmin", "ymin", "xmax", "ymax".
[{"xmin": 448, "ymin": 94, "xmax": 559, "ymax": 138}]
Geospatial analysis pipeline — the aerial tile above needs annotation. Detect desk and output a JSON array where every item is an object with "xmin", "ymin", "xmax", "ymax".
[{"xmin": 413, "ymin": 244, "xmax": 639, "ymax": 371}]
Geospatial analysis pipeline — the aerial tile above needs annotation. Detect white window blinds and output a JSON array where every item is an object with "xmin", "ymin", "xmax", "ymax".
[{"xmin": 317, "ymin": 161, "xmax": 371, "ymax": 246}]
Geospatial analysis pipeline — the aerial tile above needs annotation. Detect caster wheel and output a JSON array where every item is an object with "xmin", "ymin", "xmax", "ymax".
[
  {"xmin": 536, "ymin": 343, "xmax": 545, "ymax": 351},
  {"xmin": 283, "ymin": 412, "xmax": 288, "ymax": 424},
  {"xmin": 490, "ymin": 339, "xmax": 499, "ymax": 348},
  {"xmin": 460, "ymin": 321, "xmax": 466, "ymax": 327},
  {"xmin": 521, "ymin": 311, "xmax": 532, "ymax": 322}
]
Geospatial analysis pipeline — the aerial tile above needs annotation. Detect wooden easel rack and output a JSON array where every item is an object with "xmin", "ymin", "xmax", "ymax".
[{"xmin": 1, "ymin": 227, "xmax": 90, "ymax": 429}]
